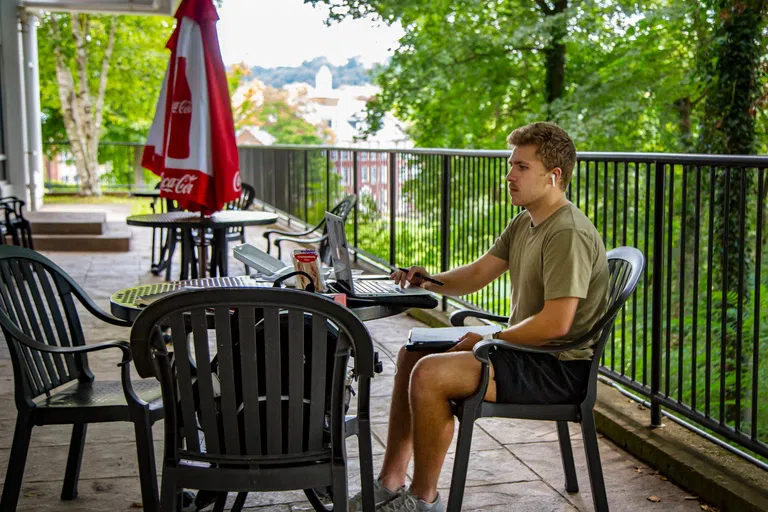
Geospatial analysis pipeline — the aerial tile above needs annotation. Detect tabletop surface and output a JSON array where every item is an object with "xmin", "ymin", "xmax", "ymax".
[
  {"xmin": 110, "ymin": 276, "xmax": 438, "ymax": 322},
  {"xmin": 126, "ymin": 210, "xmax": 278, "ymax": 228}
]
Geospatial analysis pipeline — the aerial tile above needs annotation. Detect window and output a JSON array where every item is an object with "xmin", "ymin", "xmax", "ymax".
[
  {"xmin": 371, "ymin": 167, "xmax": 377, "ymax": 184},
  {"xmin": 330, "ymin": 152, "xmax": 337, "ymax": 161},
  {"xmin": 340, "ymin": 167, "xmax": 346, "ymax": 183},
  {"xmin": 380, "ymin": 189, "xmax": 388, "ymax": 210},
  {"xmin": 360, "ymin": 151, "xmax": 368, "ymax": 161},
  {"xmin": 362, "ymin": 166, "xmax": 369, "ymax": 182},
  {"xmin": 382, "ymin": 166, "xmax": 387, "ymax": 184}
]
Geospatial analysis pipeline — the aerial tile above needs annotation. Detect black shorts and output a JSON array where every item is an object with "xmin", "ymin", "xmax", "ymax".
[{"xmin": 489, "ymin": 349, "xmax": 591, "ymax": 405}]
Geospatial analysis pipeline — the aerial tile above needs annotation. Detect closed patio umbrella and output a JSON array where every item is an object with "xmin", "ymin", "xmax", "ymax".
[{"xmin": 142, "ymin": 0, "xmax": 241, "ymax": 274}]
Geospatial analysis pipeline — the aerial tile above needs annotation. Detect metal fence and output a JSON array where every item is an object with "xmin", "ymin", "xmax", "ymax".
[{"xmin": 44, "ymin": 141, "xmax": 768, "ymax": 467}]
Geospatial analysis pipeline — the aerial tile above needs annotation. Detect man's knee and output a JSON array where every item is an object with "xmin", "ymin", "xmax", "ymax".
[
  {"xmin": 409, "ymin": 354, "xmax": 443, "ymax": 396},
  {"xmin": 396, "ymin": 345, "xmax": 425, "ymax": 374}
]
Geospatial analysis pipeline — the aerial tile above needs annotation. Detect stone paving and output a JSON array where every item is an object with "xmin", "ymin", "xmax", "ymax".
[{"xmin": 0, "ymin": 202, "xmax": 709, "ymax": 511}]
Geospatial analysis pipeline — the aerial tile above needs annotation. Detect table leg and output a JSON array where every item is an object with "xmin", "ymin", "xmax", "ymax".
[{"xmin": 213, "ymin": 228, "xmax": 228, "ymax": 277}]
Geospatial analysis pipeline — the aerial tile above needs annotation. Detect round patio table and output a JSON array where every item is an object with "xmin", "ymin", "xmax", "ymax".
[
  {"xmin": 126, "ymin": 211, "xmax": 278, "ymax": 279},
  {"xmin": 110, "ymin": 276, "xmax": 439, "ymax": 323}
]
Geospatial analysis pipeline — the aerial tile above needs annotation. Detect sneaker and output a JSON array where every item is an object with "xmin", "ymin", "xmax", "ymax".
[
  {"xmin": 378, "ymin": 489, "xmax": 443, "ymax": 512},
  {"xmin": 348, "ymin": 479, "xmax": 404, "ymax": 511}
]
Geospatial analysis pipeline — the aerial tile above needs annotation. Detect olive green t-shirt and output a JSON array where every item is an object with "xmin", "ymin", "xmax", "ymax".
[{"xmin": 488, "ymin": 202, "xmax": 609, "ymax": 361}]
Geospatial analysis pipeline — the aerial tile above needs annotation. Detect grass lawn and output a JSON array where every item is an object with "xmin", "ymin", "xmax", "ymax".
[{"xmin": 43, "ymin": 195, "xmax": 156, "ymax": 215}]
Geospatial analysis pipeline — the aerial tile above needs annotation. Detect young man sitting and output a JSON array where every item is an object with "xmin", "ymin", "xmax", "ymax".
[{"xmin": 350, "ymin": 122, "xmax": 609, "ymax": 511}]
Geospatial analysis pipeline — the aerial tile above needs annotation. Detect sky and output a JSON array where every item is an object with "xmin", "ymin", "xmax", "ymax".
[{"xmin": 216, "ymin": 0, "xmax": 404, "ymax": 68}]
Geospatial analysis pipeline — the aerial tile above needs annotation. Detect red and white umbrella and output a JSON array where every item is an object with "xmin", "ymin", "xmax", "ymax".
[{"xmin": 142, "ymin": 0, "xmax": 240, "ymax": 214}]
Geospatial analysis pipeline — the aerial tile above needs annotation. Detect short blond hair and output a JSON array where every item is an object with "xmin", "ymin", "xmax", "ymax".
[{"xmin": 507, "ymin": 122, "xmax": 576, "ymax": 190}]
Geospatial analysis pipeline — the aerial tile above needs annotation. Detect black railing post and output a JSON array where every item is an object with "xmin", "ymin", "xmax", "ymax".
[
  {"xmin": 441, "ymin": 154, "xmax": 451, "ymax": 311},
  {"xmin": 353, "ymin": 151, "xmax": 359, "ymax": 261},
  {"xmin": 326, "ymin": 150, "xmax": 331, "ymax": 211},
  {"xmin": 389, "ymin": 152, "xmax": 397, "ymax": 266},
  {"xmin": 651, "ymin": 160, "xmax": 665, "ymax": 427},
  {"xmin": 303, "ymin": 150, "xmax": 308, "ymax": 222}
]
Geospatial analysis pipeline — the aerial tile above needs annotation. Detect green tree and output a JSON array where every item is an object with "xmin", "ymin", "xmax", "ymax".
[{"xmin": 39, "ymin": 12, "xmax": 173, "ymax": 195}]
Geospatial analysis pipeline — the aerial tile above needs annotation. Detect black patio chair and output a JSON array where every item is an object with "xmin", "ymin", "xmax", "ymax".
[
  {"xmin": 0, "ymin": 196, "xmax": 34, "ymax": 249},
  {"xmin": 446, "ymin": 246, "xmax": 644, "ymax": 512},
  {"xmin": 129, "ymin": 287, "xmax": 377, "ymax": 512},
  {"xmin": 0, "ymin": 245, "xmax": 164, "ymax": 512},
  {"xmin": 263, "ymin": 194, "xmax": 357, "ymax": 265}
]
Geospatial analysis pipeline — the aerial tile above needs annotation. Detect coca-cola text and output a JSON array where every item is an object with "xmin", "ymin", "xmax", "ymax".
[{"xmin": 160, "ymin": 173, "xmax": 199, "ymax": 195}]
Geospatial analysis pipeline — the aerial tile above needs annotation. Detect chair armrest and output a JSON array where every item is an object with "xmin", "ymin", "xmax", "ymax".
[
  {"xmin": 472, "ymin": 336, "xmax": 597, "ymax": 364},
  {"xmin": 16, "ymin": 333, "xmax": 132, "ymax": 365},
  {"xmin": 274, "ymin": 234, "xmax": 327, "ymax": 246},
  {"xmin": 263, "ymin": 226, "xmax": 320, "ymax": 239},
  {"xmin": 450, "ymin": 309, "xmax": 508, "ymax": 326}
]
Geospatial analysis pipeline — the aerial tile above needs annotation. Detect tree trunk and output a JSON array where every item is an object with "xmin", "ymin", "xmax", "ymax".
[
  {"xmin": 536, "ymin": 0, "xmax": 568, "ymax": 119},
  {"xmin": 49, "ymin": 14, "xmax": 116, "ymax": 196}
]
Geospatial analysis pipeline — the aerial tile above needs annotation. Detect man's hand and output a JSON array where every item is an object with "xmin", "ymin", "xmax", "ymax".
[
  {"xmin": 390, "ymin": 266, "xmax": 430, "ymax": 289},
  {"xmin": 447, "ymin": 331, "xmax": 485, "ymax": 352}
]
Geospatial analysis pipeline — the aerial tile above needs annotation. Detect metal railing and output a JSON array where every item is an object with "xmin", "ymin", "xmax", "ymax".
[
  {"xmin": 44, "ymin": 141, "xmax": 768, "ymax": 467},
  {"xmin": 238, "ymin": 145, "xmax": 768, "ymax": 467}
]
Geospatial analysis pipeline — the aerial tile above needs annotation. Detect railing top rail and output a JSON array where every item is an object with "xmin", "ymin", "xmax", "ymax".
[{"xmin": 45, "ymin": 141, "xmax": 768, "ymax": 166}]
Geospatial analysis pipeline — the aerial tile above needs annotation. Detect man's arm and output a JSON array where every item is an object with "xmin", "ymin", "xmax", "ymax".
[
  {"xmin": 451, "ymin": 297, "xmax": 579, "ymax": 352},
  {"xmin": 394, "ymin": 252, "xmax": 508, "ymax": 297}
]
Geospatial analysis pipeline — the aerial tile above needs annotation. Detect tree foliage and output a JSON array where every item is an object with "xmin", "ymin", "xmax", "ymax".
[
  {"xmin": 307, "ymin": 0, "xmax": 768, "ymax": 154},
  {"xmin": 38, "ymin": 12, "xmax": 173, "ymax": 194}
]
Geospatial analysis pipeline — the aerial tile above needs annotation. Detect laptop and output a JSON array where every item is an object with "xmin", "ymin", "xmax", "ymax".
[{"xmin": 325, "ymin": 212, "xmax": 432, "ymax": 298}]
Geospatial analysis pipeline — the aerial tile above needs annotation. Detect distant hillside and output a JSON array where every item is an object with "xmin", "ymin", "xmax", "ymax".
[{"xmin": 249, "ymin": 56, "xmax": 384, "ymax": 88}]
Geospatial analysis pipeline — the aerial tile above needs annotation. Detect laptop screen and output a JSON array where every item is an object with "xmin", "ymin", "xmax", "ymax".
[{"xmin": 325, "ymin": 212, "xmax": 355, "ymax": 294}]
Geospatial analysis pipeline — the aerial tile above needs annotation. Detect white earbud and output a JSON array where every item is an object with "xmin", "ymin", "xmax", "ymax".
[{"xmin": 551, "ymin": 174, "xmax": 556, "ymax": 187}]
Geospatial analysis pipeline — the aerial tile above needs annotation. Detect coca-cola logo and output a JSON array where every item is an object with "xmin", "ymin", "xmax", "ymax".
[
  {"xmin": 233, "ymin": 171, "xmax": 242, "ymax": 192},
  {"xmin": 171, "ymin": 100, "xmax": 192, "ymax": 115},
  {"xmin": 160, "ymin": 173, "xmax": 198, "ymax": 195}
]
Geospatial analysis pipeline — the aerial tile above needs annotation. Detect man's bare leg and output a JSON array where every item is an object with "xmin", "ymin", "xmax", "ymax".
[
  {"xmin": 377, "ymin": 346, "xmax": 430, "ymax": 491},
  {"xmin": 407, "ymin": 352, "xmax": 497, "ymax": 503}
]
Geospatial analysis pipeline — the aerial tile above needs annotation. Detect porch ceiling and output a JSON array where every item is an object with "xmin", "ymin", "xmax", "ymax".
[{"xmin": 20, "ymin": 0, "xmax": 174, "ymax": 15}]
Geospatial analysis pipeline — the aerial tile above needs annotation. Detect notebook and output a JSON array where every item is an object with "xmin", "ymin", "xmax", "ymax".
[
  {"xmin": 325, "ymin": 212, "xmax": 432, "ymax": 298},
  {"xmin": 406, "ymin": 325, "xmax": 503, "ymax": 351}
]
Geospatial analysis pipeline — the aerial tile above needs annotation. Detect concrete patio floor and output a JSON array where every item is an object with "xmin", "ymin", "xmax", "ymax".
[{"xmin": 0, "ymin": 202, "xmax": 712, "ymax": 511}]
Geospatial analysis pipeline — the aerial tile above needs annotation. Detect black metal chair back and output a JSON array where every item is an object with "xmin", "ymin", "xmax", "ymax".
[
  {"xmin": 0, "ymin": 246, "xmax": 93, "ymax": 404},
  {"xmin": 447, "ymin": 246, "xmax": 644, "ymax": 512},
  {"xmin": 130, "ymin": 287, "xmax": 376, "ymax": 511},
  {"xmin": 0, "ymin": 197, "xmax": 34, "ymax": 249},
  {"xmin": 0, "ymin": 245, "xmax": 163, "ymax": 512},
  {"xmin": 265, "ymin": 194, "xmax": 357, "ymax": 264}
]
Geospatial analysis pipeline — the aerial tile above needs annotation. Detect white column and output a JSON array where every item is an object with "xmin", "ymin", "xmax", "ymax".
[
  {"xmin": 0, "ymin": 0, "xmax": 29, "ymax": 201},
  {"xmin": 20, "ymin": 9, "xmax": 43, "ymax": 210}
]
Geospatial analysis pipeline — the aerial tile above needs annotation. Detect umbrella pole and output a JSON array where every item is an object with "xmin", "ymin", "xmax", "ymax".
[{"xmin": 199, "ymin": 211, "xmax": 208, "ymax": 278}]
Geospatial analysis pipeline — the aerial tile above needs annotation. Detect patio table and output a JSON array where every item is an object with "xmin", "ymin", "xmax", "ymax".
[
  {"xmin": 126, "ymin": 211, "xmax": 278, "ymax": 279},
  {"xmin": 110, "ymin": 276, "xmax": 439, "ymax": 323}
]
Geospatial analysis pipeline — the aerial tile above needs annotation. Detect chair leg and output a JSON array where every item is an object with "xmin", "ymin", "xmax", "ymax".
[
  {"xmin": 357, "ymin": 417, "xmax": 375, "ymax": 512},
  {"xmin": 331, "ymin": 462, "xmax": 348, "ymax": 512},
  {"xmin": 160, "ymin": 471, "xmax": 178, "ymax": 512},
  {"xmin": 212, "ymin": 492, "xmax": 228, "ymax": 512},
  {"xmin": 581, "ymin": 410, "xmax": 609, "ymax": 512},
  {"xmin": 556, "ymin": 421, "xmax": 579, "ymax": 493},
  {"xmin": 1, "ymin": 415, "xmax": 33, "ymax": 511},
  {"xmin": 133, "ymin": 414, "xmax": 160, "ymax": 512},
  {"xmin": 61, "ymin": 423, "xmax": 88, "ymax": 500},
  {"xmin": 165, "ymin": 231, "xmax": 178, "ymax": 281},
  {"xmin": 447, "ymin": 413, "xmax": 476, "ymax": 512},
  {"xmin": 232, "ymin": 492, "xmax": 248, "ymax": 512}
]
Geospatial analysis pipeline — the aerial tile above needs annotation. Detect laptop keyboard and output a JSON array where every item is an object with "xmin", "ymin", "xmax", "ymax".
[{"xmin": 355, "ymin": 280, "xmax": 401, "ymax": 294}]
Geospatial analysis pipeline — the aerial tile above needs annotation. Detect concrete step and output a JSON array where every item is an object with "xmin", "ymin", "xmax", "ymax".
[
  {"xmin": 33, "ymin": 224, "xmax": 132, "ymax": 252},
  {"xmin": 27, "ymin": 211, "xmax": 107, "ymax": 235}
]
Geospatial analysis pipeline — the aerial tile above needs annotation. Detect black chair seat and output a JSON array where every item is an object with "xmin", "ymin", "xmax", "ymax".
[{"xmin": 40, "ymin": 380, "xmax": 163, "ymax": 411}]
